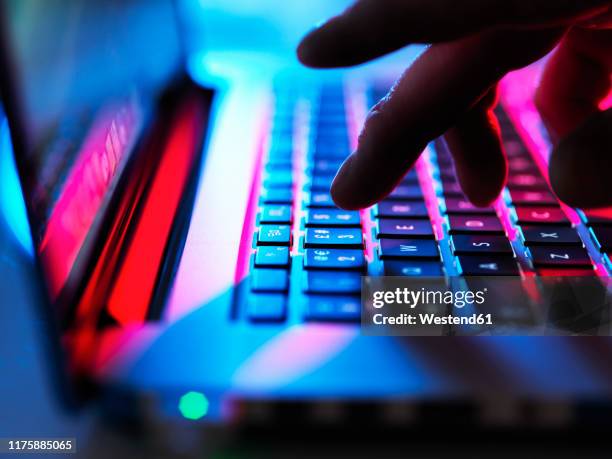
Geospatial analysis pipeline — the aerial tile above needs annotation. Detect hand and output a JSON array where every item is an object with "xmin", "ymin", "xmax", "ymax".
[{"xmin": 297, "ymin": 0, "xmax": 612, "ymax": 210}]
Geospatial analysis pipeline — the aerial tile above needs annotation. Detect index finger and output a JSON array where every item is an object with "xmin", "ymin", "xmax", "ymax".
[
  {"xmin": 330, "ymin": 28, "xmax": 562, "ymax": 210},
  {"xmin": 298, "ymin": 0, "xmax": 610, "ymax": 68}
]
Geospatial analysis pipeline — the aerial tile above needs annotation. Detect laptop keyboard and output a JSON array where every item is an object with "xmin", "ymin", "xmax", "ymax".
[{"xmin": 238, "ymin": 81, "xmax": 611, "ymax": 324}]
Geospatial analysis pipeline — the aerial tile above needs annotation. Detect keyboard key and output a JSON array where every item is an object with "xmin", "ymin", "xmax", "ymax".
[
  {"xmin": 304, "ymin": 296, "xmax": 361, "ymax": 322},
  {"xmin": 507, "ymin": 173, "xmax": 548, "ymax": 189},
  {"xmin": 260, "ymin": 205, "xmax": 292, "ymax": 223},
  {"xmin": 387, "ymin": 185, "xmax": 423, "ymax": 200},
  {"xmin": 528, "ymin": 246, "xmax": 592, "ymax": 267},
  {"xmin": 311, "ymin": 159, "xmax": 343, "ymax": 175},
  {"xmin": 377, "ymin": 219, "xmax": 434, "ymax": 238},
  {"xmin": 508, "ymin": 157, "xmax": 539, "ymax": 174},
  {"xmin": 581, "ymin": 210, "xmax": 612, "ymax": 227},
  {"xmin": 520, "ymin": 226, "xmax": 582, "ymax": 246},
  {"xmin": 536, "ymin": 268, "xmax": 595, "ymax": 277},
  {"xmin": 307, "ymin": 191, "xmax": 336, "ymax": 208},
  {"xmin": 374, "ymin": 200, "xmax": 428, "ymax": 219},
  {"xmin": 378, "ymin": 239, "xmax": 440, "ymax": 259},
  {"xmin": 251, "ymin": 269, "xmax": 289, "ymax": 292},
  {"xmin": 247, "ymin": 294, "xmax": 286, "ymax": 322},
  {"xmin": 303, "ymin": 271, "xmax": 361, "ymax": 294},
  {"xmin": 590, "ymin": 226, "xmax": 612, "ymax": 252},
  {"xmin": 444, "ymin": 198, "xmax": 496, "ymax": 215},
  {"xmin": 400, "ymin": 170, "xmax": 420, "ymax": 184},
  {"xmin": 503, "ymin": 139, "xmax": 529, "ymax": 157},
  {"xmin": 304, "ymin": 249, "xmax": 365, "ymax": 270},
  {"xmin": 448, "ymin": 215, "xmax": 504, "ymax": 235},
  {"xmin": 309, "ymin": 174, "xmax": 334, "ymax": 190},
  {"xmin": 450, "ymin": 234, "xmax": 513, "ymax": 255},
  {"xmin": 257, "ymin": 224, "xmax": 291, "ymax": 246},
  {"xmin": 304, "ymin": 228, "xmax": 363, "ymax": 248},
  {"xmin": 457, "ymin": 255, "xmax": 520, "ymax": 276},
  {"xmin": 305, "ymin": 209, "xmax": 361, "ymax": 227},
  {"xmin": 514, "ymin": 206, "xmax": 570, "ymax": 226},
  {"xmin": 508, "ymin": 189, "xmax": 559, "ymax": 206},
  {"xmin": 262, "ymin": 170, "xmax": 293, "ymax": 188},
  {"xmin": 383, "ymin": 260, "xmax": 444, "ymax": 276},
  {"xmin": 439, "ymin": 181, "xmax": 465, "ymax": 198},
  {"xmin": 260, "ymin": 188, "xmax": 293, "ymax": 204},
  {"xmin": 255, "ymin": 246, "xmax": 290, "ymax": 267}
]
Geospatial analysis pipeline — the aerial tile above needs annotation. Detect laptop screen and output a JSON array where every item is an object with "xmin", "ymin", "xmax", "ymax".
[{"xmin": 1, "ymin": 0, "xmax": 183, "ymax": 307}]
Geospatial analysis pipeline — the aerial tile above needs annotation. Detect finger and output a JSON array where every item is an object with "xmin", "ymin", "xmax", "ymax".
[
  {"xmin": 534, "ymin": 28, "xmax": 612, "ymax": 208},
  {"xmin": 443, "ymin": 89, "xmax": 507, "ymax": 207},
  {"xmin": 536, "ymin": 28, "xmax": 612, "ymax": 141},
  {"xmin": 549, "ymin": 108, "xmax": 612, "ymax": 208},
  {"xmin": 298, "ymin": 0, "xmax": 609, "ymax": 68},
  {"xmin": 330, "ymin": 29, "xmax": 562, "ymax": 210}
]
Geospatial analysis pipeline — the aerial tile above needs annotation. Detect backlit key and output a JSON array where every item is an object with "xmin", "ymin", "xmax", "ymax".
[
  {"xmin": 450, "ymin": 234, "xmax": 513, "ymax": 255},
  {"xmin": 305, "ymin": 209, "xmax": 361, "ymax": 227},
  {"xmin": 507, "ymin": 174, "xmax": 548, "ymax": 189},
  {"xmin": 520, "ymin": 226, "xmax": 582, "ymax": 246},
  {"xmin": 260, "ymin": 205, "xmax": 292, "ymax": 224},
  {"xmin": 378, "ymin": 239, "xmax": 440, "ymax": 259},
  {"xmin": 508, "ymin": 189, "xmax": 559, "ymax": 206},
  {"xmin": 247, "ymin": 294, "xmax": 286, "ymax": 322},
  {"xmin": 304, "ymin": 296, "xmax": 361, "ymax": 322},
  {"xmin": 251, "ymin": 269, "xmax": 289, "ymax": 292},
  {"xmin": 375, "ymin": 200, "xmax": 428, "ymax": 219},
  {"xmin": 304, "ymin": 249, "xmax": 365, "ymax": 270},
  {"xmin": 303, "ymin": 271, "xmax": 361, "ymax": 294},
  {"xmin": 307, "ymin": 191, "xmax": 336, "ymax": 208},
  {"xmin": 383, "ymin": 260, "xmax": 444, "ymax": 276},
  {"xmin": 304, "ymin": 228, "xmax": 363, "ymax": 248},
  {"xmin": 255, "ymin": 246, "xmax": 290, "ymax": 267},
  {"xmin": 448, "ymin": 215, "xmax": 504, "ymax": 235},
  {"xmin": 387, "ymin": 185, "xmax": 423, "ymax": 200},
  {"xmin": 514, "ymin": 206, "xmax": 570, "ymax": 226},
  {"xmin": 528, "ymin": 246, "xmax": 592, "ymax": 267},
  {"xmin": 377, "ymin": 219, "xmax": 434, "ymax": 238},
  {"xmin": 457, "ymin": 255, "xmax": 520, "ymax": 276},
  {"xmin": 444, "ymin": 198, "xmax": 496, "ymax": 215},
  {"xmin": 257, "ymin": 225, "xmax": 291, "ymax": 246}
]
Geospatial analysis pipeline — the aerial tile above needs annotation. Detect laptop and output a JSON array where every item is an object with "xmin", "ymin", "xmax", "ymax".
[{"xmin": 2, "ymin": 0, "xmax": 612, "ymax": 429}]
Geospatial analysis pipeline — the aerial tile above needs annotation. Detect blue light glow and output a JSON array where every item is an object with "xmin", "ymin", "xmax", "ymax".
[{"xmin": 0, "ymin": 118, "xmax": 34, "ymax": 256}]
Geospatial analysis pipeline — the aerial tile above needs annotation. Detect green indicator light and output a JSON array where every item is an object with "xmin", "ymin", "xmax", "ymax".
[{"xmin": 179, "ymin": 391, "xmax": 209, "ymax": 420}]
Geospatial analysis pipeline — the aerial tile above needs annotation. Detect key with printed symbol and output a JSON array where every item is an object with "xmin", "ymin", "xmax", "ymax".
[
  {"xmin": 304, "ymin": 296, "xmax": 361, "ymax": 322},
  {"xmin": 304, "ymin": 228, "xmax": 363, "ymax": 248},
  {"xmin": 307, "ymin": 191, "xmax": 336, "ymax": 208},
  {"xmin": 387, "ymin": 185, "xmax": 423, "ymax": 200},
  {"xmin": 528, "ymin": 246, "xmax": 592, "ymax": 267},
  {"xmin": 508, "ymin": 157, "xmax": 539, "ymax": 174},
  {"xmin": 260, "ymin": 188, "xmax": 293, "ymax": 204},
  {"xmin": 305, "ymin": 209, "xmax": 361, "ymax": 227},
  {"xmin": 303, "ymin": 249, "xmax": 365, "ymax": 270},
  {"xmin": 520, "ymin": 226, "xmax": 582, "ymax": 246},
  {"xmin": 374, "ymin": 200, "xmax": 428, "ymax": 219},
  {"xmin": 444, "ymin": 198, "xmax": 496, "ymax": 215},
  {"xmin": 255, "ymin": 246, "xmax": 290, "ymax": 267},
  {"xmin": 257, "ymin": 224, "xmax": 291, "ymax": 246},
  {"xmin": 309, "ymin": 174, "xmax": 334, "ymax": 191},
  {"xmin": 383, "ymin": 260, "xmax": 444, "ymax": 276},
  {"xmin": 450, "ymin": 234, "xmax": 513, "ymax": 255},
  {"xmin": 377, "ymin": 219, "xmax": 434, "ymax": 238},
  {"xmin": 260, "ymin": 205, "xmax": 292, "ymax": 224},
  {"xmin": 378, "ymin": 239, "xmax": 440, "ymax": 259},
  {"xmin": 456, "ymin": 255, "xmax": 520, "ymax": 276},
  {"xmin": 508, "ymin": 189, "xmax": 559, "ymax": 207},
  {"xmin": 448, "ymin": 215, "xmax": 504, "ymax": 235},
  {"xmin": 303, "ymin": 271, "xmax": 362, "ymax": 294},
  {"xmin": 514, "ymin": 206, "xmax": 570, "ymax": 226},
  {"xmin": 507, "ymin": 173, "xmax": 548, "ymax": 189}
]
